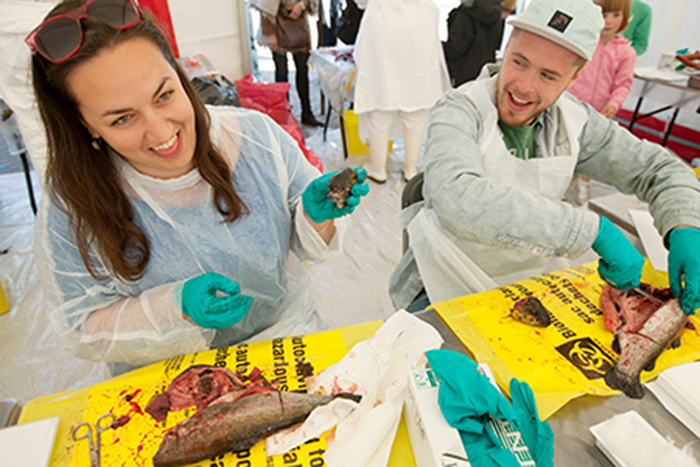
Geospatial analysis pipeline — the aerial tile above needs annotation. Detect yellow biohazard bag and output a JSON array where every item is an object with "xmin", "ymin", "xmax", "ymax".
[
  {"xmin": 432, "ymin": 261, "xmax": 700, "ymax": 420},
  {"xmin": 18, "ymin": 320, "xmax": 416, "ymax": 467}
]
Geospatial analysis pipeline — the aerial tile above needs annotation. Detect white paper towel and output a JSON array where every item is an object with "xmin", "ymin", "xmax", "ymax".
[
  {"xmin": 629, "ymin": 209, "xmax": 668, "ymax": 272},
  {"xmin": 266, "ymin": 311, "xmax": 444, "ymax": 466}
]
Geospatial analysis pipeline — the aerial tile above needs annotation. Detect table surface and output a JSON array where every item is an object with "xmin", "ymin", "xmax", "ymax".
[
  {"xmin": 630, "ymin": 72, "xmax": 700, "ymax": 113},
  {"xmin": 414, "ymin": 309, "xmax": 700, "ymax": 466},
  {"xmin": 634, "ymin": 70, "xmax": 700, "ymax": 93},
  {"xmin": 587, "ymin": 192, "xmax": 648, "ymax": 236}
]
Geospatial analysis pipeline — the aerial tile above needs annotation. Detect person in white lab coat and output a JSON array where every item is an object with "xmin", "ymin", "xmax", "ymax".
[{"xmin": 353, "ymin": 0, "xmax": 450, "ymax": 183}]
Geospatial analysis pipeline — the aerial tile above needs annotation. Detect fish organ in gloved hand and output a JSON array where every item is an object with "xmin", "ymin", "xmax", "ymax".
[
  {"xmin": 153, "ymin": 391, "xmax": 361, "ymax": 467},
  {"xmin": 327, "ymin": 167, "xmax": 358, "ymax": 208},
  {"xmin": 600, "ymin": 285, "xmax": 688, "ymax": 398}
]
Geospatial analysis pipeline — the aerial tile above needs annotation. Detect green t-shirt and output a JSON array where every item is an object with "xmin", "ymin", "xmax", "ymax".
[
  {"xmin": 498, "ymin": 120, "xmax": 540, "ymax": 160},
  {"xmin": 622, "ymin": 0, "xmax": 652, "ymax": 56}
]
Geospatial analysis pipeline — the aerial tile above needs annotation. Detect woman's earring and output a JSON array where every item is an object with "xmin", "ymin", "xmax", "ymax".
[{"xmin": 91, "ymin": 136, "xmax": 102, "ymax": 151}]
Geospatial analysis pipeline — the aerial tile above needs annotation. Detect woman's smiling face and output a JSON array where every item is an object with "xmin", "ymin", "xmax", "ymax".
[{"xmin": 68, "ymin": 37, "xmax": 197, "ymax": 179}]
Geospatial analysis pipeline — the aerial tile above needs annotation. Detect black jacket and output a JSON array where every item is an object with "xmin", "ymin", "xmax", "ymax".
[
  {"xmin": 337, "ymin": 0, "xmax": 363, "ymax": 45},
  {"xmin": 442, "ymin": 0, "xmax": 503, "ymax": 87}
]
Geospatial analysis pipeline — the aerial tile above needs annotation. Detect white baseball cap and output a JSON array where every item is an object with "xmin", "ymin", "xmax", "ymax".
[{"xmin": 508, "ymin": 0, "xmax": 604, "ymax": 61}]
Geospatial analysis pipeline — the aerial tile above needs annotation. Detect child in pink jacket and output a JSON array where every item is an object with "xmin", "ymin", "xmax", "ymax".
[
  {"xmin": 569, "ymin": 0, "xmax": 636, "ymax": 119},
  {"xmin": 567, "ymin": 0, "xmax": 635, "ymax": 204}
]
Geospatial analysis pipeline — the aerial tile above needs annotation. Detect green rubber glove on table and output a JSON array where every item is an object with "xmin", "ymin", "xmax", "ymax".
[
  {"xmin": 668, "ymin": 228, "xmax": 700, "ymax": 315},
  {"xmin": 302, "ymin": 167, "xmax": 369, "ymax": 224},
  {"xmin": 178, "ymin": 272, "xmax": 253, "ymax": 330},
  {"xmin": 426, "ymin": 349, "xmax": 554, "ymax": 467},
  {"xmin": 509, "ymin": 378, "xmax": 554, "ymax": 466},
  {"xmin": 591, "ymin": 216, "xmax": 645, "ymax": 290}
]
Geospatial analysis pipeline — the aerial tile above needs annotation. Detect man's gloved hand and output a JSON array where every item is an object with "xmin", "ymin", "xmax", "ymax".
[
  {"xmin": 668, "ymin": 228, "xmax": 700, "ymax": 315},
  {"xmin": 179, "ymin": 272, "xmax": 253, "ymax": 330},
  {"xmin": 591, "ymin": 216, "xmax": 645, "ymax": 290},
  {"xmin": 302, "ymin": 167, "xmax": 369, "ymax": 224}
]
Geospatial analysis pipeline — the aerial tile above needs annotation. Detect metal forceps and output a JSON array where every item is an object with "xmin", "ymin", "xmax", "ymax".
[{"xmin": 71, "ymin": 413, "xmax": 115, "ymax": 467}]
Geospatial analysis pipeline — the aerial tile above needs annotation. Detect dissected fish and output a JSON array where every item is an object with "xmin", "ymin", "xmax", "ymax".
[
  {"xmin": 602, "ymin": 292, "xmax": 688, "ymax": 399},
  {"xmin": 508, "ymin": 296, "xmax": 551, "ymax": 327},
  {"xmin": 327, "ymin": 167, "xmax": 358, "ymax": 209},
  {"xmin": 145, "ymin": 365, "xmax": 273, "ymax": 422},
  {"xmin": 600, "ymin": 284, "xmax": 674, "ymax": 334},
  {"xmin": 152, "ymin": 391, "xmax": 361, "ymax": 467}
]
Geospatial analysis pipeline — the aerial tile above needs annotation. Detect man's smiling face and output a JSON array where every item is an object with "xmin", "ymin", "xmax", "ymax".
[{"xmin": 496, "ymin": 29, "xmax": 584, "ymax": 126}]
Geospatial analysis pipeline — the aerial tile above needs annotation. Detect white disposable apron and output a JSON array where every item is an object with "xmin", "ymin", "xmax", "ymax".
[{"xmin": 408, "ymin": 77, "xmax": 588, "ymax": 304}]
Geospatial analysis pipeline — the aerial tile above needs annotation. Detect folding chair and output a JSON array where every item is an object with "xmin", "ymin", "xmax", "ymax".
[{"xmin": 401, "ymin": 172, "xmax": 424, "ymax": 254}]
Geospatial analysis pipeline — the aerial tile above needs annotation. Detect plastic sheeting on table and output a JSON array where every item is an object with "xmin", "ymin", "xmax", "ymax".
[
  {"xmin": 432, "ymin": 261, "xmax": 700, "ymax": 421},
  {"xmin": 308, "ymin": 46, "xmax": 356, "ymax": 114},
  {"xmin": 17, "ymin": 321, "xmax": 381, "ymax": 466}
]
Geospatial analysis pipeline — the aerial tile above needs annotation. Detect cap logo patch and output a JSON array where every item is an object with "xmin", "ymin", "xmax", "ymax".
[{"xmin": 547, "ymin": 10, "xmax": 573, "ymax": 33}]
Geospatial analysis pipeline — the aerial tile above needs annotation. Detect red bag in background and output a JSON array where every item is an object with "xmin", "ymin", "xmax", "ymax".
[{"xmin": 234, "ymin": 74, "xmax": 323, "ymax": 172}]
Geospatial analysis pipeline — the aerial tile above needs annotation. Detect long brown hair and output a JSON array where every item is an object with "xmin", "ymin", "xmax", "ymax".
[{"xmin": 32, "ymin": 0, "xmax": 248, "ymax": 282}]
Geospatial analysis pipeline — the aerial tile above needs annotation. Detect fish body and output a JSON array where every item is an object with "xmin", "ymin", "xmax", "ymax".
[
  {"xmin": 153, "ymin": 391, "xmax": 336, "ymax": 467},
  {"xmin": 604, "ymin": 298, "xmax": 688, "ymax": 399}
]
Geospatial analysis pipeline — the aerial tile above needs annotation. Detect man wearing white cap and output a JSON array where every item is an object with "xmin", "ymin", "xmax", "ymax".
[{"xmin": 390, "ymin": 0, "xmax": 700, "ymax": 316}]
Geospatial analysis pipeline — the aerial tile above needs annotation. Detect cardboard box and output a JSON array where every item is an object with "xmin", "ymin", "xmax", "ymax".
[{"xmin": 405, "ymin": 368, "xmax": 470, "ymax": 467}]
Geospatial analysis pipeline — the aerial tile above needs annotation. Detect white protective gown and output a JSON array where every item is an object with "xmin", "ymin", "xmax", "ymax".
[
  {"xmin": 408, "ymin": 76, "xmax": 588, "ymax": 304},
  {"xmin": 353, "ymin": 0, "xmax": 450, "ymax": 116},
  {"xmin": 34, "ymin": 107, "xmax": 346, "ymax": 367}
]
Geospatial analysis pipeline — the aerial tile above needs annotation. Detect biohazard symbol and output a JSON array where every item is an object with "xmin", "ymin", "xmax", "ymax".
[{"xmin": 555, "ymin": 337, "xmax": 616, "ymax": 380}]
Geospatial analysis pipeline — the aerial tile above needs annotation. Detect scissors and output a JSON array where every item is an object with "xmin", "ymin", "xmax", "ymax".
[{"xmin": 71, "ymin": 413, "xmax": 115, "ymax": 467}]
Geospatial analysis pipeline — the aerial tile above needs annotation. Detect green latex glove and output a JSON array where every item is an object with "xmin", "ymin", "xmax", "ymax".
[
  {"xmin": 426, "ymin": 349, "xmax": 520, "ymax": 467},
  {"xmin": 179, "ymin": 272, "xmax": 253, "ymax": 330},
  {"xmin": 426, "ymin": 349, "xmax": 554, "ymax": 467},
  {"xmin": 302, "ymin": 167, "xmax": 369, "ymax": 223},
  {"xmin": 668, "ymin": 228, "xmax": 700, "ymax": 315},
  {"xmin": 509, "ymin": 379, "xmax": 554, "ymax": 467},
  {"xmin": 591, "ymin": 216, "xmax": 645, "ymax": 290}
]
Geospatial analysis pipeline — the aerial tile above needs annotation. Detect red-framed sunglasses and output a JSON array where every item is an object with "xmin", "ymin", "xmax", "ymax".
[{"xmin": 26, "ymin": 0, "xmax": 141, "ymax": 64}]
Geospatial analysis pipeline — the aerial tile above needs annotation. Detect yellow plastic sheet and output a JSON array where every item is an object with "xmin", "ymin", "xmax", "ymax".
[
  {"xmin": 18, "ymin": 320, "xmax": 416, "ymax": 467},
  {"xmin": 432, "ymin": 261, "xmax": 700, "ymax": 421}
]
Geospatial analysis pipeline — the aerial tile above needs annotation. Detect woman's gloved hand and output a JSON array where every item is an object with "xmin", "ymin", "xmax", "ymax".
[
  {"xmin": 179, "ymin": 272, "xmax": 253, "ymax": 329},
  {"xmin": 302, "ymin": 167, "xmax": 369, "ymax": 224},
  {"xmin": 668, "ymin": 228, "xmax": 700, "ymax": 315},
  {"xmin": 591, "ymin": 216, "xmax": 645, "ymax": 290}
]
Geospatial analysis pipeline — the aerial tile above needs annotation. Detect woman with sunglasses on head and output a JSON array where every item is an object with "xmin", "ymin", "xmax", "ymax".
[{"xmin": 29, "ymin": 0, "xmax": 369, "ymax": 374}]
